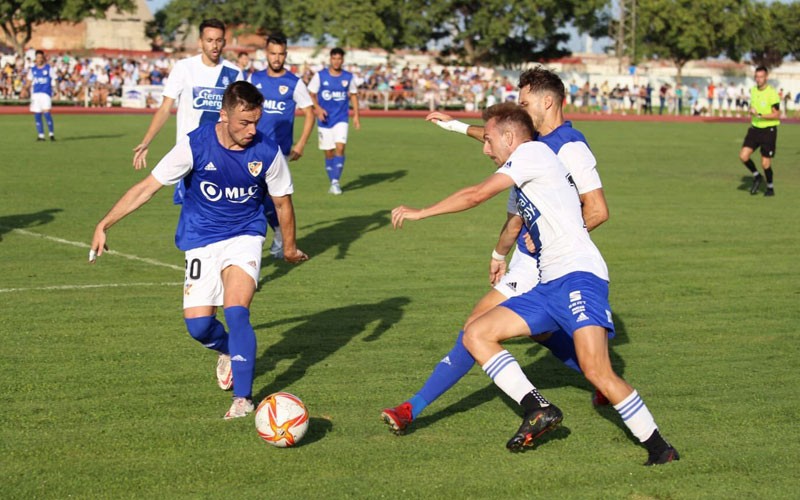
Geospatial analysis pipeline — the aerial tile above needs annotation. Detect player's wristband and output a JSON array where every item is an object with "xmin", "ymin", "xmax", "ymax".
[
  {"xmin": 436, "ymin": 119, "xmax": 470, "ymax": 135},
  {"xmin": 491, "ymin": 250, "xmax": 506, "ymax": 261}
]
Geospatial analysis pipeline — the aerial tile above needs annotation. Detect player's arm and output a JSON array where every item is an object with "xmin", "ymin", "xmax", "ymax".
[
  {"xmin": 132, "ymin": 96, "xmax": 175, "ymax": 170},
  {"xmin": 90, "ymin": 175, "xmax": 164, "ymax": 261},
  {"xmin": 289, "ymin": 105, "xmax": 315, "ymax": 161},
  {"xmin": 490, "ymin": 212, "xmax": 523, "ymax": 286},
  {"xmin": 271, "ymin": 194, "xmax": 308, "ymax": 264},
  {"xmin": 350, "ymin": 92, "xmax": 360, "ymax": 130},
  {"xmin": 425, "ymin": 111, "xmax": 485, "ymax": 143},
  {"xmin": 580, "ymin": 188, "xmax": 609, "ymax": 231},
  {"xmin": 392, "ymin": 172, "xmax": 514, "ymax": 229},
  {"xmin": 306, "ymin": 73, "xmax": 326, "ymax": 121}
]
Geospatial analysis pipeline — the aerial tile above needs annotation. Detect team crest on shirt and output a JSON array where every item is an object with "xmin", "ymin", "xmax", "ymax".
[
  {"xmin": 248, "ymin": 161, "xmax": 263, "ymax": 176},
  {"xmin": 279, "ymin": 85, "xmax": 289, "ymax": 95},
  {"xmin": 342, "ymin": 80, "xmax": 349, "ymax": 87},
  {"xmin": 222, "ymin": 76, "xmax": 230, "ymax": 86}
]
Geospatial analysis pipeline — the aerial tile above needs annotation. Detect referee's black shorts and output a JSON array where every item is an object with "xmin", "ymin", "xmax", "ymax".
[{"xmin": 742, "ymin": 126, "xmax": 778, "ymax": 157}]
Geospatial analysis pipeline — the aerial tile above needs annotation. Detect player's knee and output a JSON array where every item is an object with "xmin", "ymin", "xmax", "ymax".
[{"xmin": 185, "ymin": 316, "xmax": 216, "ymax": 343}]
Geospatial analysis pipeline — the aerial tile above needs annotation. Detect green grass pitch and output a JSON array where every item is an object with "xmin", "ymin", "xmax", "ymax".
[{"xmin": 1, "ymin": 113, "xmax": 799, "ymax": 498}]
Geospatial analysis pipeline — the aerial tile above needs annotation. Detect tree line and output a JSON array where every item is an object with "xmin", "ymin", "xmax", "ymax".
[{"xmin": 3, "ymin": 0, "xmax": 799, "ymax": 72}]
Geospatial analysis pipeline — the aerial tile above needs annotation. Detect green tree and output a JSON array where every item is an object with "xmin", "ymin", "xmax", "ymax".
[
  {"xmin": 636, "ymin": 0, "xmax": 750, "ymax": 84},
  {"xmin": 742, "ymin": 0, "xmax": 800, "ymax": 69},
  {"xmin": 1, "ymin": 0, "xmax": 135, "ymax": 57},
  {"xmin": 423, "ymin": 0, "xmax": 610, "ymax": 66}
]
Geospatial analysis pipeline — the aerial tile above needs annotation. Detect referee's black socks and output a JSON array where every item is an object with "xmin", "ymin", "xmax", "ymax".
[{"xmin": 743, "ymin": 159, "xmax": 758, "ymax": 175}]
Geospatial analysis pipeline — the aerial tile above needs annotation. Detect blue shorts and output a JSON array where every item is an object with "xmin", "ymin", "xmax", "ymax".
[{"xmin": 501, "ymin": 271, "xmax": 615, "ymax": 339}]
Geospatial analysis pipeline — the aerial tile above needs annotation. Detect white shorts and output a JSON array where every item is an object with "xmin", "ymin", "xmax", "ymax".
[
  {"xmin": 494, "ymin": 249, "xmax": 541, "ymax": 298},
  {"xmin": 30, "ymin": 93, "xmax": 52, "ymax": 113},
  {"xmin": 183, "ymin": 234, "xmax": 265, "ymax": 309},
  {"xmin": 317, "ymin": 122, "xmax": 349, "ymax": 150}
]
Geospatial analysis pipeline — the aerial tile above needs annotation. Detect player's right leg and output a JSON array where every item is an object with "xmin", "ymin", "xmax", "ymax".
[
  {"xmin": 462, "ymin": 299, "xmax": 564, "ymax": 451},
  {"xmin": 381, "ymin": 253, "xmax": 539, "ymax": 433},
  {"xmin": 739, "ymin": 133, "xmax": 762, "ymax": 194}
]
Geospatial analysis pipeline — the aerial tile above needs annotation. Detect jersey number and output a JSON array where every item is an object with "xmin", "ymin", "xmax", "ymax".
[{"xmin": 186, "ymin": 258, "xmax": 202, "ymax": 280}]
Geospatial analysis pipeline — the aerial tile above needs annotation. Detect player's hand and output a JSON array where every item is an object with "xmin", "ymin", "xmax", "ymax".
[
  {"xmin": 353, "ymin": 116, "xmax": 361, "ymax": 130},
  {"xmin": 523, "ymin": 233, "xmax": 537, "ymax": 253},
  {"xmin": 283, "ymin": 248, "xmax": 309, "ymax": 264},
  {"xmin": 489, "ymin": 258, "xmax": 507, "ymax": 286},
  {"xmin": 391, "ymin": 205, "xmax": 422, "ymax": 229},
  {"xmin": 132, "ymin": 144, "xmax": 149, "ymax": 170},
  {"xmin": 425, "ymin": 111, "xmax": 454, "ymax": 123},
  {"xmin": 288, "ymin": 147, "xmax": 303, "ymax": 162},
  {"xmin": 314, "ymin": 107, "xmax": 327, "ymax": 122},
  {"xmin": 89, "ymin": 227, "xmax": 109, "ymax": 263}
]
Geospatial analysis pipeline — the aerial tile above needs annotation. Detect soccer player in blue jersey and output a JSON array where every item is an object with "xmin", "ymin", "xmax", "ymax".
[
  {"xmin": 248, "ymin": 34, "xmax": 316, "ymax": 258},
  {"xmin": 382, "ymin": 67, "xmax": 612, "ymax": 434},
  {"xmin": 391, "ymin": 103, "xmax": 678, "ymax": 466},
  {"xmin": 26, "ymin": 50, "xmax": 55, "ymax": 141},
  {"xmin": 307, "ymin": 47, "xmax": 360, "ymax": 195},
  {"xmin": 132, "ymin": 19, "xmax": 243, "ymax": 205},
  {"xmin": 91, "ymin": 82, "xmax": 308, "ymax": 419}
]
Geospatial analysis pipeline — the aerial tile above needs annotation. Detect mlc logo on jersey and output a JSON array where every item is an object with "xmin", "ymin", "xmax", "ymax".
[
  {"xmin": 200, "ymin": 181, "xmax": 259, "ymax": 203},
  {"xmin": 248, "ymin": 161, "xmax": 263, "ymax": 176}
]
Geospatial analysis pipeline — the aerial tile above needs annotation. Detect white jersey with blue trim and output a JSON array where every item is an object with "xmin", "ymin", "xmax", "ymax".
[
  {"xmin": 497, "ymin": 141, "xmax": 608, "ymax": 284},
  {"xmin": 307, "ymin": 68, "xmax": 357, "ymax": 127},
  {"xmin": 162, "ymin": 55, "xmax": 244, "ymax": 142},
  {"xmin": 506, "ymin": 121, "xmax": 602, "ymax": 258},
  {"xmin": 151, "ymin": 122, "xmax": 292, "ymax": 251}
]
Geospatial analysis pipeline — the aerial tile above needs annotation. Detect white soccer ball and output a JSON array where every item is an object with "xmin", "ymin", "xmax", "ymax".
[{"xmin": 255, "ymin": 392, "xmax": 309, "ymax": 448}]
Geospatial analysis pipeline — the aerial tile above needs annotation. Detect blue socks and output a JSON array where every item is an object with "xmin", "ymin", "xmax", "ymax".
[
  {"xmin": 325, "ymin": 157, "xmax": 336, "ymax": 182},
  {"xmin": 538, "ymin": 331, "xmax": 582, "ymax": 373},
  {"xmin": 410, "ymin": 331, "xmax": 475, "ymax": 419},
  {"xmin": 184, "ymin": 315, "xmax": 229, "ymax": 353},
  {"xmin": 333, "ymin": 155, "xmax": 345, "ymax": 181},
  {"xmin": 44, "ymin": 112, "xmax": 54, "ymax": 135},
  {"xmin": 34, "ymin": 113, "xmax": 44, "ymax": 136},
  {"xmin": 224, "ymin": 306, "xmax": 256, "ymax": 399}
]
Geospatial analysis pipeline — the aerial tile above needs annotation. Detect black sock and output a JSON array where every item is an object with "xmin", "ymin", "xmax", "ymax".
[
  {"xmin": 520, "ymin": 389, "xmax": 550, "ymax": 413},
  {"xmin": 643, "ymin": 428, "xmax": 669, "ymax": 455},
  {"xmin": 743, "ymin": 159, "xmax": 758, "ymax": 174},
  {"xmin": 765, "ymin": 167, "xmax": 773, "ymax": 185}
]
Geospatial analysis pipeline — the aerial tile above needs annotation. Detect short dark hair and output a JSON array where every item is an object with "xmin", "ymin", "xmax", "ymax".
[
  {"xmin": 755, "ymin": 65, "xmax": 768, "ymax": 74},
  {"xmin": 237, "ymin": 51, "xmax": 249, "ymax": 59},
  {"xmin": 267, "ymin": 34, "xmax": 287, "ymax": 47},
  {"xmin": 199, "ymin": 18, "xmax": 226, "ymax": 36},
  {"xmin": 222, "ymin": 81, "xmax": 264, "ymax": 112},
  {"xmin": 518, "ymin": 66, "xmax": 565, "ymax": 103},
  {"xmin": 482, "ymin": 102, "xmax": 535, "ymax": 141},
  {"xmin": 330, "ymin": 47, "xmax": 345, "ymax": 57},
  {"xmin": 35, "ymin": 49, "xmax": 44, "ymax": 57}
]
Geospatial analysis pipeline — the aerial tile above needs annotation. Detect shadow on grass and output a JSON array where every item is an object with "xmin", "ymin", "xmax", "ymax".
[
  {"xmin": 404, "ymin": 313, "xmax": 636, "ymax": 446},
  {"xmin": 294, "ymin": 416, "xmax": 333, "ymax": 447},
  {"xmin": 259, "ymin": 209, "xmax": 391, "ymax": 286},
  {"xmin": 0, "ymin": 208, "xmax": 63, "ymax": 242},
  {"xmin": 58, "ymin": 134, "xmax": 126, "ymax": 141},
  {"xmin": 737, "ymin": 175, "xmax": 757, "ymax": 192},
  {"xmin": 341, "ymin": 170, "xmax": 407, "ymax": 193},
  {"xmin": 252, "ymin": 296, "xmax": 411, "ymax": 402}
]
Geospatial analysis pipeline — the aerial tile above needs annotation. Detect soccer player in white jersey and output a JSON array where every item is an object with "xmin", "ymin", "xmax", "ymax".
[
  {"xmin": 248, "ymin": 33, "xmax": 316, "ymax": 258},
  {"xmin": 132, "ymin": 19, "xmax": 243, "ymax": 205},
  {"xmin": 382, "ymin": 67, "xmax": 611, "ymax": 434},
  {"xmin": 307, "ymin": 47, "xmax": 360, "ymax": 195},
  {"xmin": 390, "ymin": 103, "xmax": 678, "ymax": 466},
  {"xmin": 27, "ymin": 50, "xmax": 56, "ymax": 141},
  {"xmin": 91, "ymin": 82, "xmax": 308, "ymax": 419}
]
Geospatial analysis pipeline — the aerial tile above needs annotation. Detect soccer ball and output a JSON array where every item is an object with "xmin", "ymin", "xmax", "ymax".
[{"xmin": 255, "ymin": 392, "xmax": 309, "ymax": 448}]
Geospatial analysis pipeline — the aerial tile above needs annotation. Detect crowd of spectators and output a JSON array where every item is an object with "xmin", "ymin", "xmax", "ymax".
[{"xmin": 2, "ymin": 48, "xmax": 798, "ymax": 117}]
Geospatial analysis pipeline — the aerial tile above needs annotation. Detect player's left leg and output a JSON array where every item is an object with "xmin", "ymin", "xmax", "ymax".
[
  {"xmin": 760, "ymin": 127, "xmax": 777, "ymax": 197},
  {"xmin": 33, "ymin": 112, "xmax": 45, "ymax": 140},
  {"xmin": 220, "ymin": 235, "xmax": 263, "ymax": 419},
  {"xmin": 44, "ymin": 111, "xmax": 54, "ymax": 140}
]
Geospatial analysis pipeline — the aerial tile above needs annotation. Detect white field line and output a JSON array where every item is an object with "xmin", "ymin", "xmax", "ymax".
[
  {"xmin": 0, "ymin": 282, "xmax": 183, "ymax": 294},
  {"xmin": 7, "ymin": 227, "xmax": 183, "ymax": 271}
]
